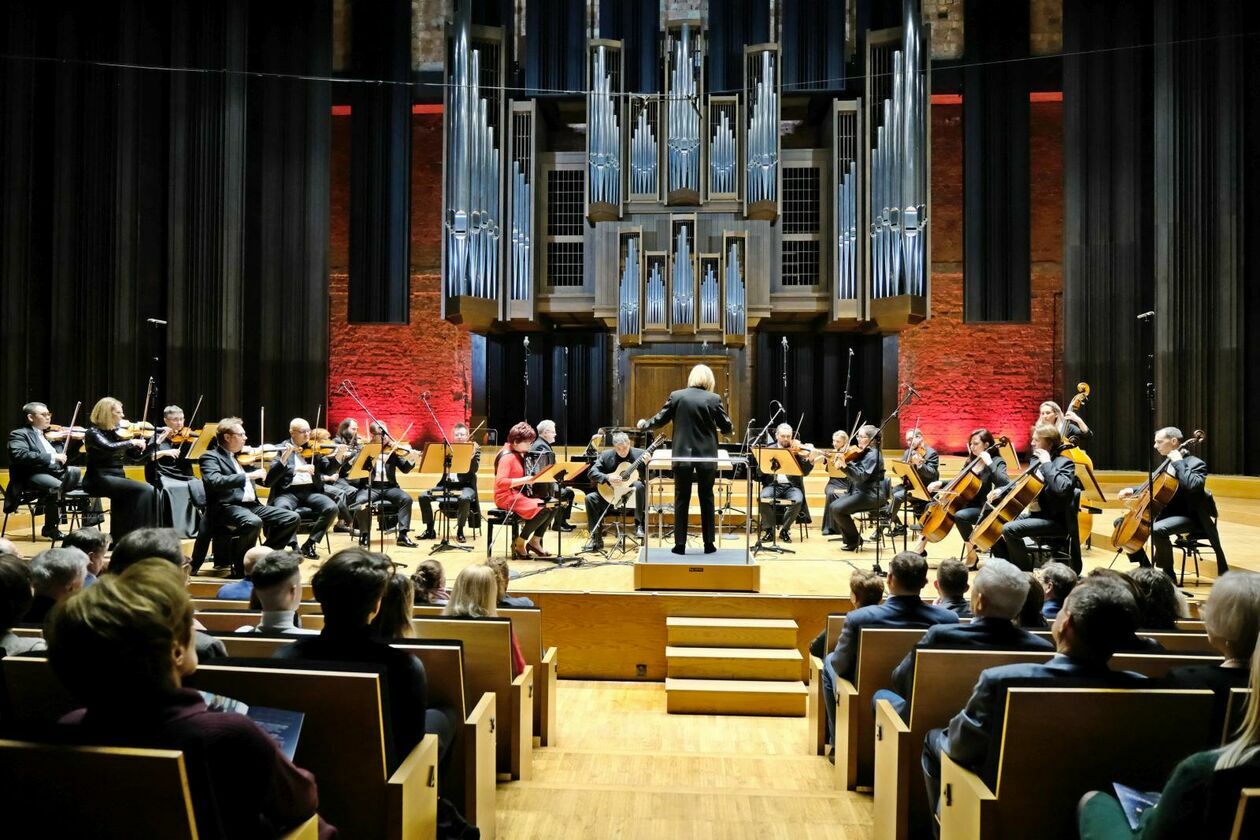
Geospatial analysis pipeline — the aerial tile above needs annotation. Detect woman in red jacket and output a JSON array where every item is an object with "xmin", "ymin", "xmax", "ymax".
[{"xmin": 494, "ymin": 422, "xmax": 555, "ymax": 559}]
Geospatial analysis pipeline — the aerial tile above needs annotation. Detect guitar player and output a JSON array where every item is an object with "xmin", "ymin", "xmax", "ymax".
[{"xmin": 581, "ymin": 432, "xmax": 648, "ymax": 552}]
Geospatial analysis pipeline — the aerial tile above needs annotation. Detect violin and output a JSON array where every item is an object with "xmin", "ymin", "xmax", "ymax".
[
  {"xmin": 44, "ymin": 424, "xmax": 87, "ymax": 442},
  {"xmin": 907, "ymin": 444, "xmax": 928, "ymax": 467},
  {"xmin": 296, "ymin": 440, "xmax": 346, "ymax": 459},
  {"xmin": 168, "ymin": 427, "xmax": 200, "ymax": 445},
  {"xmin": 1111, "ymin": 430, "xmax": 1205, "ymax": 552},
  {"xmin": 918, "ymin": 436, "xmax": 1010, "ymax": 544},
  {"xmin": 236, "ymin": 444, "xmax": 286, "ymax": 466},
  {"xmin": 117, "ymin": 419, "xmax": 158, "ymax": 440}
]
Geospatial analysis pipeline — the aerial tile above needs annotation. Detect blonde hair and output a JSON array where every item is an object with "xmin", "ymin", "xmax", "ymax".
[
  {"xmin": 1217, "ymin": 640, "xmax": 1260, "ymax": 769},
  {"xmin": 47, "ymin": 559, "xmax": 193, "ymax": 703},
  {"xmin": 1031, "ymin": 423, "xmax": 1062, "ymax": 449},
  {"xmin": 1202, "ymin": 571, "xmax": 1260, "ymax": 661},
  {"xmin": 89, "ymin": 397, "xmax": 123, "ymax": 429},
  {"xmin": 443, "ymin": 565, "xmax": 499, "ymax": 618},
  {"xmin": 484, "ymin": 556, "xmax": 510, "ymax": 600},
  {"xmin": 831, "ymin": 430, "xmax": 850, "ymax": 446},
  {"xmin": 1040, "ymin": 401, "xmax": 1064, "ymax": 420},
  {"xmin": 687, "ymin": 364, "xmax": 716, "ymax": 391}
]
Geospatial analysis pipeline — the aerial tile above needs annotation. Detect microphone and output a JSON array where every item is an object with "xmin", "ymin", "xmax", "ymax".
[
  {"xmin": 848, "ymin": 347, "xmax": 855, "ymax": 357},
  {"xmin": 1136, "ymin": 311, "xmax": 1155, "ymax": 321},
  {"xmin": 781, "ymin": 337, "xmax": 788, "ymax": 349},
  {"xmin": 146, "ymin": 318, "xmax": 168, "ymax": 326}
]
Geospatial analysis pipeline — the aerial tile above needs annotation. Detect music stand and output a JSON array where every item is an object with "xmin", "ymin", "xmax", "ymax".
[
  {"xmin": 419, "ymin": 442, "xmax": 476, "ymax": 554},
  {"xmin": 825, "ymin": 457, "xmax": 849, "ymax": 480},
  {"xmin": 535, "ymin": 460, "xmax": 589, "ymax": 562},
  {"xmin": 751, "ymin": 446, "xmax": 803, "ymax": 555},
  {"xmin": 346, "ymin": 443, "xmax": 387, "ymax": 550},
  {"xmin": 185, "ymin": 424, "xmax": 220, "ymax": 461},
  {"xmin": 1074, "ymin": 459, "xmax": 1108, "ymax": 551},
  {"xmin": 887, "ymin": 460, "xmax": 929, "ymax": 552},
  {"xmin": 999, "ymin": 438, "xmax": 1023, "ymax": 476}
]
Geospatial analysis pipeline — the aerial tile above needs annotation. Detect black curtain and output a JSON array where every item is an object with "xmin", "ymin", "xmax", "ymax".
[
  {"xmin": 963, "ymin": 0, "xmax": 1030, "ymax": 322},
  {"xmin": 753, "ymin": 332, "xmax": 888, "ymax": 446},
  {"xmin": 780, "ymin": 0, "xmax": 849, "ymax": 92},
  {"xmin": 485, "ymin": 332, "xmax": 612, "ymax": 448},
  {"xmin": 0, "ymin": 0, "xmax": 331, "ymax": 439},
  {"xmin": 707, "ymin": 0, "xmax": 771, "ymax": 94},
  {"xmin": 599, "ymin": 0, "xmax": 659, "ymax": 93},
  {"xmin": 526, "ymin": 0, "xmax": 586, "ymax": 97}
]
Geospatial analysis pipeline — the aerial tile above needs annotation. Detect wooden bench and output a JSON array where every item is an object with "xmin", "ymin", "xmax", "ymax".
[
  {"xmin": 1030, "ymin": 629, "xmax": 1217, "ymax": 654},
  {"xmin": 1225, "ymin": 688, "xmax": 1252, "ymax": 744},
  {"xmin": 1236, "ymin": 788, "xmax": 1260, "ymax": 838},
  {"xmin": 411, "ymin": 615, "xmax": 534, "ymax": 781},
  {"xmin": 939, "ymin": 687, "xmax": 1214, "ymax": 840},
  {"xmin": 873, "ymin": 649, "xmax": 1224, "ymax": 840},
  {"xmin": 806, "ymin": 614, "xmax": 850, "ymax": 755},
  {"xmin": 415, "ymin": 604, "xmax": 558, "ymax": 747},
  {"xmin": 0, "ymin": 739, "xmax": 319, "ymax": 838},
  {"xmin": 192, "ymin": 597, "xmax": 323, "ymax": 615},
  {"xmin": 188, "ymin": 580, "xmax": 314, "ymax": 600},
  {"xmin": 194, "ymin": 611, "xmax": 325, "ymax": 633}
]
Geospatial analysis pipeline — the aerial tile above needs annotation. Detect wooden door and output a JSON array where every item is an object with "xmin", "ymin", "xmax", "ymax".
[{"xmin": 627, "ymin": 355, "xmax": 738, "ymax": 439}]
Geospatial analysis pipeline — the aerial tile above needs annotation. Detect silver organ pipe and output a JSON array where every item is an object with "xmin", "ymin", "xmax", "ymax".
[
  {"xmin": 646, "ymin": 260, "xmax": 667, "ymax": 326},
  {"xmin": 588, "ymin": 45, "xmax": 620, "ymax": 207},
  {"xmin": 618, "ymin": 238, "xmax": 640, "ymax": 336},
  {"xmin": 510, "ymin": 158, "xmax": 531, "ymax": 301},
  {"xmin": 836, "ymin": 159, "xmax": 857, "ymax": 300},
  {"xmin": 724, "ymin": 242, "xmax": 745, "ymax": 336},
  {"xmin": 710, "ymin": 109, "xmax": 735, "ymax": 195},
  {"xmin": 667, "ymin": 25, "xmax": 700, "ymax": 195},
  {"xmin": 630, "ymin": 105, "xmax": 658, "ymax": 197},
  {"xmin": 671, "ymin": 226, "xmax": 694, "ymax": 326},
  {"xmin": 747, "ymin": 50, "xmax": 778, "ymax": 205},
  {"xmin": 701, "ymin": 261, "xmax": 719, "ymax": 325}
]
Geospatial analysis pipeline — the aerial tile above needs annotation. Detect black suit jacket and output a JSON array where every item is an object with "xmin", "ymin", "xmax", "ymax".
[
  {"xmin": 757, "ymin": 443, "xmax": 814, "ymax": 491},
  {"xmin": 845, "ymin": 446, "xmax": 885, "ymax": 497},
  {"xmin": 589, "ymin": 448, "xmax": 647, "ymax": 485},
  {"xmin": 5, "ymin": 426, "xmax": 66, "ymax": 511},
  {"xmin": 826, "ymin": 595, "xmax": 960, "ymax": 682},
  {"xmin": 901, "ymin": 445, "xmax": 940, "ymax": 486},
  {"xmin": 971, "ymin": 456, "xmax": 1010, "ymax": 503},
  {"xmin": 643, "ymin": 387, "xmax": 733, "ymax": 460},
  {"xmin": 264, "ymin": 442, "xmax": 338, "ymax": 494},
  {"xmin": 996, "ymin": 452, "xmax": 1077, "ymax": 524},
  {"xmin": 199, "ymin": 445, "xmax": 262, "ymax": 507},
  {"xmin": 146, "ymin": 438, "xmax": 195, "ymax": 484},
  {"xmin": 890, "ymin": 616, "xmax": 1055, "ymax": 700}
]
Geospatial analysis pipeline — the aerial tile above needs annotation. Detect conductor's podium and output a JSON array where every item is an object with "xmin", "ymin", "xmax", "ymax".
[{"xmin": 634, "ymin": 544, "xmax": 761, "ymax": 592}]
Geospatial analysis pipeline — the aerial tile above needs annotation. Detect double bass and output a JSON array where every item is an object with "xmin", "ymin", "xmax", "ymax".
[
  {"xmin": 1059, "ymin": 382, "xmax": 1095, "ymax": 544},
  {"xmin": 1110, "ymin": 430, "xmax": 1205, "ymax": 552},
  {"xmin": 918, "ymin": 436, "xmax": 1010, "ymax": 544}
]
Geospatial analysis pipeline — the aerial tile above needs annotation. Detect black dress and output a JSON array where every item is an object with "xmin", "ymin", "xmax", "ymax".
[{"xmin": 83, "ymin": 427, "xmax": 158, "ymax": 541}]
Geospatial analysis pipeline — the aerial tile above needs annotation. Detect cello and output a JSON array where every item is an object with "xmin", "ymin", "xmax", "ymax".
[
  {"xmin": 918, "ymin": 436, "xmax": 1010, "ymax": 544},
  {"xmin": 1059, "ymin": 383, "xmax": 1095, "ymax": 543},
  {"xmin": 1110, "ymin": 430, "xmax": 1205, "ymax": 552}
]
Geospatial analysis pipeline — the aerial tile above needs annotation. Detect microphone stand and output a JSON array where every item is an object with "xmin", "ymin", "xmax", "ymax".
[
  {"xmin": 337, "ymin": 380, "xmax": 393, "ymax": 551},
  {"xmin": 843, "ymin": 347, "xmax": 855, "ymax": 432},
  {"xmin": 780, "ymin": 336, "xmax": 789, "ymax": 410},
  {"xmin": 1141, "ymin": 310, "xmax": 1157, "ymax": 567},
  {"xmin": 867, "ymin": 385, "xmax": 919, "ymax": 577},
  {"xmin": 420, "ymin": 392, "xmax": 471, "ymax": 554},
  {"xmin": 748, "ymin": 404, "xmax": 784, "ymax": 543}
]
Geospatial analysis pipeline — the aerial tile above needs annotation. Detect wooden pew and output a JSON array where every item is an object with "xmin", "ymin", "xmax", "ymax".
[
  {"xmin": 1235, "ymin": 789, "xmax": 1260, "ymax": 839},
  {"xmin": 806, "ymin": 614, "xmax": 850, "ymax": 756},
  {"xmin": 191, "ymin": 597, "xmax": 323, "ymax": 615},
  {"xmin": 1224, "ymin": 688, "xmax": 1252, "ymax": 744},
  {"xmin": 194, "ymin": 611, "xmax": 325, "ymax": 633},
  {"xmin": 834, "ymin": 627, "xmax": 927, "ymax": 791},
  {"xmin": 1176, "ymin": 619, "xmax": 1206, "ymax": 632},
  {"xmin": 188, "ymin": 580, "xmax": 314, "ymax": 600},
  {"xmin": 1030, "ymin": 629, "xmax": 1217, "ymax": 654},
  {"xmin": 0, "ymin": 739, "xmax": 319, "ymax": 839},
  {"xmin": 188, "ymin": 663, "xmax": 438, "ymax": 840},
  {"xmin": 411, "ymin": 615, "xmax": 534, "ymax": 781},
  {"xmin": 873, "ymin": 649, "xmax": 1224, "ymax": 840},
  {"xmin": 415, "ymin": 604, "xmax": 559, "ymax": 747},
  {"xmin": 939, "ymin": 687, "xmax": 1214, "ymax": 840}
]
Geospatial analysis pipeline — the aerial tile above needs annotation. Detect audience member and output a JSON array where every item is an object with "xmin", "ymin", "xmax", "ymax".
[
  {"xmin": 1018, "ymin": 571, "xmax": 1049, "ymax": 629},
  {"xmin": 0, "ymin": 537, "xmax": 23, "ymax": 560},
  {"xmin": 369, "ymin": 573, "xmax": 416, "ymax": 640},
  {"xmin": 26, "ymin": 547, "xmax": 89, "ymax": 624},
  {"xmin": 444, "ymin": 564, "xmax": 526, "ymax": 677},
  {"xmin": 1130, "ymin": 566, "xmax": 1185, "ymax": 631},
  {"xmin": 1086, "ymin": 568, "xmax": 1165, "ymax": 652},
  {"xmin": 217, "ymin": 545, "xmax": 272, "ymax": 600},
  {"xmin": 235, "ymin": 551, "xmax": 313, "ymax": 635},
  {"xmin": 485, "ymin": 555, "xmax": 535, "ymax": 608},
  {"xmin": 822, "ymin": 552, "xmax": 958, "ymax": 752},
  {"xmin": 47, "ymin": 560, "xmax": 332, "ymax": 838},
  {"xmin": 809, "ymin": 570, "xmax": 886, "ymax": 659},
  {"xmin": 1037, "ymin": 562, "xmax": 1078, "ymax": 620},
  {"xmin": 62, "ymin": 528, "xmax": 108, "ymax": 585},
  {"xmin": 0, "ymin": 555, "xmax": 46, "ymax": 655},
  {"xmin": 411, "ymin": 559, "xmax": 448, "ymax": 606},
  {"xmin": 878, "ymin": 559, "xmax": 1055, "ymax": 719},
  {"xmin": 274, "ymin": 547, "xmax": 456, "ymax": 770},
  {"xmin": 1078, "ymin": 638, "xmax": 1260, "ymax": 839},
  {"xmin": 933, "ymin": 559, "xmax": 973, "ymax": 618},
  {"xmin": 921, "ymin": 576, "xmax": 1148, "ymax": 815}
]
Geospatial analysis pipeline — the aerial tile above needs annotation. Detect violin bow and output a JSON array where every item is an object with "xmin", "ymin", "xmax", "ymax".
[{"xmin": 61, "ymin": 400, "xmax": 82, "ymax": 454}]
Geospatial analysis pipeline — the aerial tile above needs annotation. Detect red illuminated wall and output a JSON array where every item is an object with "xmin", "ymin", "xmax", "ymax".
[
  {"xmin": 899, "ymin": 100, "xmax": 1064, "ymax": 454},
  {"xmin": 326, "ymin": 110, "xmax": 474, "ymax": 442}
]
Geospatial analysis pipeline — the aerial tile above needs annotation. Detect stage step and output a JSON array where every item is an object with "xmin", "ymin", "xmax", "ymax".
[
  {"xmin": 664, "ymin": 678, "xmax": 808, "ymax": 716},
  {"xmin": 665, "ymin": 646, "xmax": 803, "ymax": 680},
  {"xmin": 665, "ymin": 617, "xmax": 799, "ymax": 649}
]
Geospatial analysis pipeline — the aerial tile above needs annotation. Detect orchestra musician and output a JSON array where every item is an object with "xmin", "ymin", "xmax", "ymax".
[
  {"xmin": 494, "ymin": 422, "xmax": 555, "ymax": 559},
  {"xmin": 920, "ymin": 428, "xmax": 1009, "ymax": 565},
  {"xmin": 265, "ymin": 418, "xmax": 342, "ymax": 559},
  {"xmin": 986, "ymin": 424, "xmax": 1080, "ymax": 571},
  {"xmin": 348, "ymin": 422, "xmax": 419, "ymax": 548},
  {"xmin": 146, "ymin": 405, "xmax": 199, "ymax": 537},
  {"xmin": 83, "ymin": 397, "xmax": 162, "ymax": 543},
  {"xmin": 582, "ymin": 432, "xmax": 647, "ymax": 553},
  {"xmin": 826, "ymin": 424, "xmax": 885, "ymax": 552},
  {"xmin": 198, "ymin": 417, "xmax": 300, "ymax": 556},
  {"xmin": 816, "ymin": 429, "xmax": 850, "ymax": 536},
  {"xmin": 418, "ymin": 422, "xmax": 483, "ymax": 543},
  {"xmin": 1040, "ymin": 400, "xmax": 1091, "ymax": 449},
  {"xmin": 885, "ymin": 427, "xmax": 939, "ymax": 536},
  {"xmin": 637, "ymin": 364, "xmax": 733, "ymax": 555},
  {"xmin": 528, "ymin": 420, "xmax": 575, "ymax": 532},
  {"xmin": 1116, "ymin": 426, "xmax": 1228, "ymax": 579},
  {"xmin": 757, "ymin": 423, "xmax": 814, "ymax": 544},
  {"xmin": 320, "ymin": 418, "xmax": 364, "ymax": 528},
  {"xmin": 6, "ymin": 402, "xmax": 87, "ymax": 540}
]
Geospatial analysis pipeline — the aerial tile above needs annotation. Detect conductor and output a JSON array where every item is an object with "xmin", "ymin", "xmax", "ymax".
[{"xmin": 637, "ymin": 364, "xmax": 733, "ymax": 555}]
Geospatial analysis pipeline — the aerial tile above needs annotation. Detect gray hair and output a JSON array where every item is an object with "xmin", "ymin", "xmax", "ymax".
[
  {"xmin": 858, "ymin": 424, "xmax": 878, "ymax": 440},
  {"xmin": 1156, "ymin": 426, "xmax": 1185, "ymax": 443},
  {"xmin": 163, "ymin": 405, "xmax": 184, "ymax": 419},
  {"xmin": 687, "ymin": 364, "xmax": 716, "ymax": 391},
  {"xmin": 30, "ymin": 547, "xmax": 89, "ymax": 595},
  {"xmin": 612, "ymin": 432, "xmax": 630, "ymax": 446},
  {"xmin": 1202, "ymin": 571, "xmax": 1260, "ymax": 661},
  {"xmin": 972, "ymin": 558, "xmax": 1030, "ymax": 620},
  {"xmin": 22, "ymin": 402, "xmax": 47, "ymax": 418},
  {"xmin": 775, "ymin": 423, "xmax": 794, "ymax": 437},
  {"xmin": 536, "ymin": 420, "xmax": 556, "ymax": 436}
]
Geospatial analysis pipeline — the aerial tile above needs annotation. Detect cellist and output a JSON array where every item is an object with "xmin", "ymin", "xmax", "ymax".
[
  {"xmin": 985, "ymin": 424, "xmax": 1079, "ymax": 572},
  {"xmin": 916, "ymin": 428, "xmax": 1009, "ymax": 565},
  {"xmin": 1116, "ymin": 426, "xmax": 1228, "ymax": 580}
]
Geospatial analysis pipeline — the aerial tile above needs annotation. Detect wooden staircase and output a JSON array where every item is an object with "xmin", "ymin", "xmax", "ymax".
[{"xmin": 664, "ymin": 617, "xmax": 807, "ymax": 716}]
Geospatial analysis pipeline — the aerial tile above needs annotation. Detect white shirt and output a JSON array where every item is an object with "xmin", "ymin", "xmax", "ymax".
[
  {"xmin": 35, "ymin": 430, "xmax": 56, "ymax": 463},
  {"xmin": 374, "ymin": 454, "xmax": 389, "ymax": 482},
  {"xmin": 288, "ymin": 448, "xmax": 313, "ymax": 486},
  {"xmin": 232, "ymin": 455, "xmax": 257, "ymax": 503}
]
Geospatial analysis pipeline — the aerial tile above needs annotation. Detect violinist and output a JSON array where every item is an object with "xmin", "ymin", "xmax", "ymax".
[
  {"xmin": 985, "ymin": 424, "xmax": 1079, "ymax": 572},
  {"xmin": 757, "ymin": 423, "xmax": 814, "ymax": 544},
  {"xmin": 83, "ymin": 397, "xmax": 162, "ymax": 543},
  {"xmin": 527, "ymin": 420, "xmax": 574, "ymax": 532},
  {"xmin": 198, "ymin": 418, "xmax": 300, "ymax": 559},
  {"xmin": 418, "ymin": 422, "xmax": 483, "ymax": 543},
  {"xmin": 918, "ymin": 428, "xmax": 1009, "ymax": 565},
  {"xmin": 826, "ymin": 424, "xmax": 885, "ymax": 552},
  {"xmin": 348, "ymin": 421, "xmax": 418, "ymax": 548},
  {"xmin": 817, "ymin": 430, "xmax": 850, "ymax": 536},
  {"xmin": 5, "ymin": 402, "xmax": 86, "ymax": 540},
  {"xmin": 320, "ymin": 418, "xmax": 364, "ymax": 528},
  {"xmin": 1116, "ymin": 426, "xmax": 1228, "ymax": 579},
  {"xmin": 265, "ymin": 418, "xmax": 342, "ymax": 559},
  {"xmin": 146, "ymin": 405, "xmax": 198, "ymax": 538},
  {"xmin": 885, "ymin": 427, "xmax": 939, "ymax": 536}
]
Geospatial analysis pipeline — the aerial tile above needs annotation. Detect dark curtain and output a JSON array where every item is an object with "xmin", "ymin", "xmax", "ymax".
[
  {"xmin": 963, "ymin": 0, "xmax": 1030, "ymax": 322},
  {"xmin": 598, "ymin": 0, "xmax": 659, "ymax": 93},
  {"xmin": 780, "ymin": 0, "xmax": 849, "ymax": 92},
  {"xmin": 526, "ymin": 0, "xmax": 586, "ymax": 97},
  {"xmin": 707, "ymin": 0, "xmax": 771, "ymax": 94}
]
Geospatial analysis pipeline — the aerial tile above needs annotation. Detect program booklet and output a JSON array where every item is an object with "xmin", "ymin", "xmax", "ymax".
[
  {"xmin": 1112, "ymin": 782, "xmax": 1161, "ymax": 831},
  {"xmin": 198, "ymin": 690, "xmax": 305, "ymax": 761}
]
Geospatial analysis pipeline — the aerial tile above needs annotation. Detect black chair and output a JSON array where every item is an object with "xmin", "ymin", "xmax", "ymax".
[
  {"xmin": 0, "ymin": 481, "xmax": 101, "ymax": 547},
  {"xmin": 1173, "ymin": 491, "xmax": 1222, "ymax": 586},
  {"xmin": 438, "ymin": 497, "xmax": 481, "ymax": 543},
  {"xmin": 293, "ymin": 506, "xmax": 334, "ymax": 554},
  {"xmin": 484, "ymin": 508, "xmax": 520, "ymax": 558},
  {"xmin": 190, "ymin": 505, "xmax": 255, "ymax": 578}
]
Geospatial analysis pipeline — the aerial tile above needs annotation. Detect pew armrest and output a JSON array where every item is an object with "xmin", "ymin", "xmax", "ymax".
[
  {"xmin": 939, "ymin": 751, "xmax": 996, "ymax": 840},
  {"xmin": 510, "ymin": 665, "xmax": 535, "ymax": 781},
  {"xmin": 873, "ymin": 698, "xmax": 912, "ymax": 840},
  {"xmin": 834, "ymin": 674, "xmax": 859, "ymax": 790},
  {"xmin": 807, "ymin": 655, "xmax": 826, "ymax": 755},
  {"xmin": 538, "ymin": 646, "xmax": 558, "ymax": 747},
  {"xmin": 278, "ymin": 814, "xmax": 321, "ymax": 840},
  {"xmin": 464, "ymin": 692, "xmax": 498, "ymax": 840},
  {"xmin": 386, "ymin": 733, "xmax": 439, "ymax": 840}
]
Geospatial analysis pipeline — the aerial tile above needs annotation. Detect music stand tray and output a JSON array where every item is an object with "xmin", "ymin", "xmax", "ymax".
[
  {"xmin": 750, "ymin": 447, "xmax": 804, "ymax": 555},
  {"xmin": 346, "ymin": 444, "xmax": 384, "ymax": 482},
  {"xmin": 889, "ymin": 460, "xmax": 931, "ymax": 502},
  {"xmin": 185, "ymin": 424, "xmax": 220, "ymax": 460}
]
